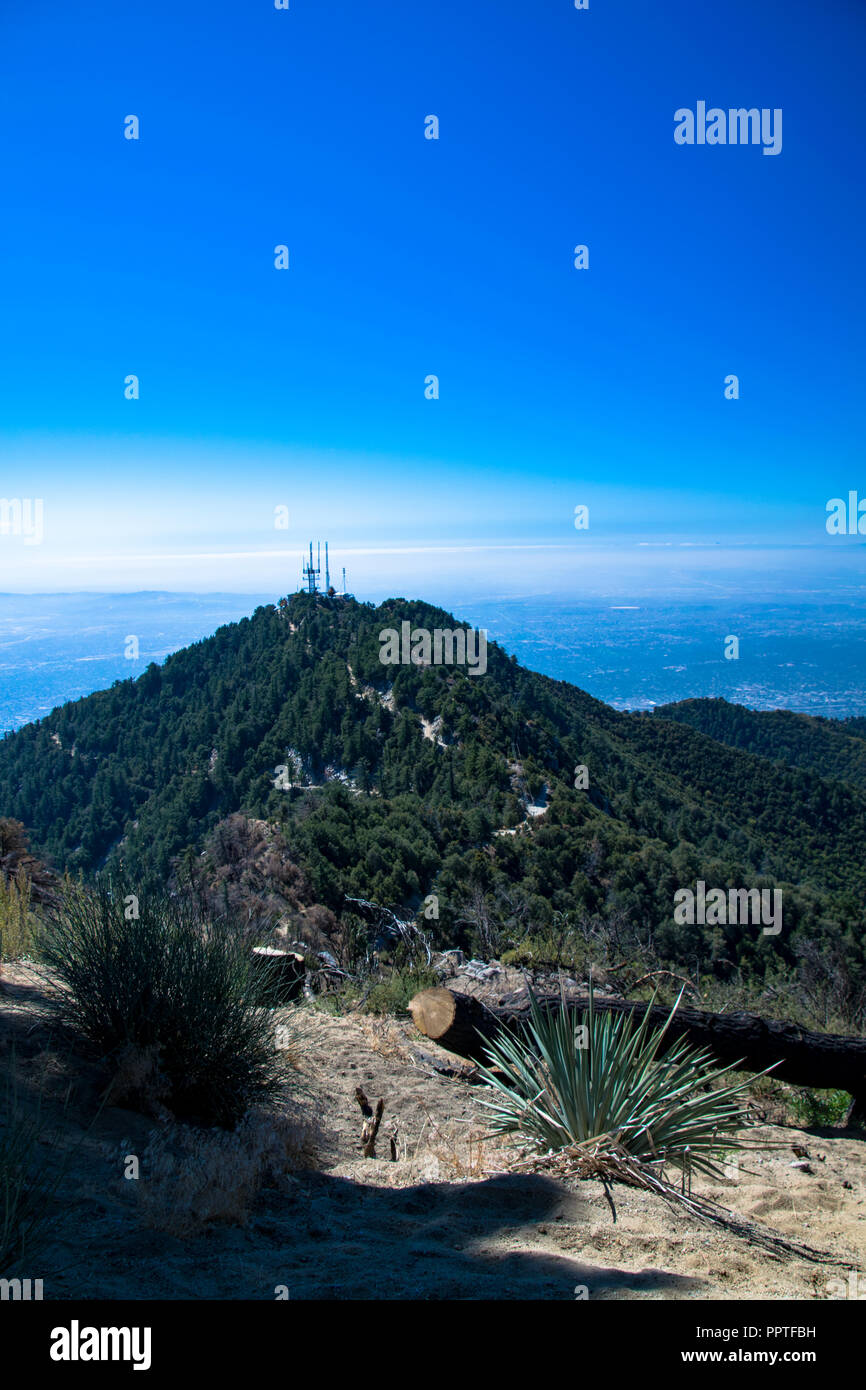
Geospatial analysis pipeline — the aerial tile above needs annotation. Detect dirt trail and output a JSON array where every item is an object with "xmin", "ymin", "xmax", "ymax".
[{"xmin": 1, "ymin": 962, "xmax": 864, "ymax": 1300}]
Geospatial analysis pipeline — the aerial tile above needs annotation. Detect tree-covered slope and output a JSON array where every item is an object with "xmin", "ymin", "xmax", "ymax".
[
  {"xmin": 1, "ymin": 594, "xmax": 864, "ymax": 994},
  {"xmin": 653, "ymin": 698, "xmax": 866, "ymax": 793}
]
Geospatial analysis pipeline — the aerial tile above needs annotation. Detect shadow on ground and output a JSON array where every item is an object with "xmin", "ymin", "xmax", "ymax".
[{"xmin": 228, "ymin": 1169, "xmax": 705, "ymax": 1301}]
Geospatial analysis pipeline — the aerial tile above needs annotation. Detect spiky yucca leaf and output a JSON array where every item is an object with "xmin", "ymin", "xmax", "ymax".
[{"xmin": 476, "ymin": 984, "xmax": 765, "ymax": 1177}]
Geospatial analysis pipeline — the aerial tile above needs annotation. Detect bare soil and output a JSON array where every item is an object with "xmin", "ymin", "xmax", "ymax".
[{"xmin": 2, "ymin": 961, "xmax": 864, "ymax": 1301}]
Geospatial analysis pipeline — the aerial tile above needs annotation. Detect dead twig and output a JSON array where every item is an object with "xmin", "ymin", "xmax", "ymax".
[
  {"xmin": 354, "ymin": 1086, "xmax": 384, "ymax": 1158},
  {"xmin": 600, "ymin": 1178, "xmax": 617, "ymax": 1223},
  {"xmin": 630, "ymin": 970, "xmax": 702, "ymax": 1001}
]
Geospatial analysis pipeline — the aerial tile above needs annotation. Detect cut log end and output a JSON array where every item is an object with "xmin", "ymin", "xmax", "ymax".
[
  {"xmin": 408, "ymin": 987, "xmax": 457, "ymax": 1038},
  {"xmin": 251, "ymin": 946, "xmax": 305, "ymax": 1003},
  {"xmin": 408, "ymin": 986, "xmax": 500, "ymax": 1062}
]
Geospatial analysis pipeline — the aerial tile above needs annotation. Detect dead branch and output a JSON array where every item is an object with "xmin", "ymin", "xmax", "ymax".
[
  {"xmin": 511, "ymin": 1142, "xmax": 859, "ymax": 1268},
  {"xmin": 355, "ymin": 1086, "xmax": 385, "ymax": 1157},
  {"xmin": 629, "ymin": 970, "xmax": 702, "ymax": 1001}
]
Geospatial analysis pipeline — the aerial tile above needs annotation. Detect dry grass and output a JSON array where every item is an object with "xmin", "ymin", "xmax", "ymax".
[
  {"xmin": 412, "ymin": 1109, "xmax": 501, "ymax": 1179},
  {"xmin": 0, "ymin": 870, "xmax": 38, "ymax": 962},
  {"xmin": 355, "ymin": 1015, "xmax": 411, "ymax": 1063},
  {"xmin": 130, "ymin": 1105, "xmax": 320, "ymax": 1237},
  {"xmin": 509, "ymin": 1139, "xmax": 859, "ymax": 1269}
]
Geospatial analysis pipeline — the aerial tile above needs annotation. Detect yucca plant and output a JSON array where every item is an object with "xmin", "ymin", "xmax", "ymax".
[{"xmin": 476, "ymin": 984, "xmax": 766, "ymax": 1180}]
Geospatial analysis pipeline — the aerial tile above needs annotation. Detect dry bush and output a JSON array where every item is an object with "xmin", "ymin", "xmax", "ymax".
[
  {"xmin": 132, "ymin": 1104, "xmax": 319, "ymax": 1236},
  {"xmin": 179, "ymin": 814, "xmax": 339, "ymax": 949},
  {"xmin": 0, "ymin": 819, "xmax": 58, "ymax": 907},
  {"xmin": 414, "ymin": 1111, "xmax": 494, "ymax": 1180}
]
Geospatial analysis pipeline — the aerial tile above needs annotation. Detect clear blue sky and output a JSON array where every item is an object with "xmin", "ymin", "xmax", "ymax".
[{"xmin": 1, "ymin": 0, "xmax": 864, "ymax": 591}]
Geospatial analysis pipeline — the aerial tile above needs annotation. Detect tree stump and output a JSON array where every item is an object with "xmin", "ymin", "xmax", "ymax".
[{"xmin": 251, "ymin": 946, "xmax": 305, "ymax": 1003}]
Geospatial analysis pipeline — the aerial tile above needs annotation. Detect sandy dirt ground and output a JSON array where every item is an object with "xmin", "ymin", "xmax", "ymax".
[{"xmin": 2, "ymin": 961, "xmax": 864, "ymax": 1301}]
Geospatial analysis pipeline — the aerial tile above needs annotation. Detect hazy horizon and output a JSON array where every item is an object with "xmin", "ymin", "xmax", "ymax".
[{"xmin": 4, "ymin": 562, "xmax": 866, "ymax": 732}]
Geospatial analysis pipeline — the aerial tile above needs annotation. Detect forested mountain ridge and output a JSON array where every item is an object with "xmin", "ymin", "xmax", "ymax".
[
  {"xmin": 1, "ymin": 593, "xmax": 864, "ymax": 996},
  {"xmin": 653, "ymin": 697, "xmax": 866, "ymax": 793}
]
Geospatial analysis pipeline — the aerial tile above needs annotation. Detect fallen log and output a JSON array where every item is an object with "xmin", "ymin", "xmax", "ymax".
[{"xmin": 408, "ymin": 986, "xmax": 866, "ymax": 1125}]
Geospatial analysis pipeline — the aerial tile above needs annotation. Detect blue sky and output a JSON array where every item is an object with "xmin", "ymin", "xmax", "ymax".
[{"xmin": 0, "ymin": 0, "xmax": 864, "ymax": 592}]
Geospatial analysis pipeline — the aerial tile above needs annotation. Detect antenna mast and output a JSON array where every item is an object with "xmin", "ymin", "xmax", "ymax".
[
  {"xmin": 302, "ymin": 541, "xmax": 321, "ymax": 594},
  {"xmin": 299, "ymin": 540, "xmax": 344, "ymax": 597}
]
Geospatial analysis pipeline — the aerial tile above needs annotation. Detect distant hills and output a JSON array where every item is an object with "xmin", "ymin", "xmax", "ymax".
[{"xmin": 1, "ymin": 593, "xmax": 864, "ymax": 999}]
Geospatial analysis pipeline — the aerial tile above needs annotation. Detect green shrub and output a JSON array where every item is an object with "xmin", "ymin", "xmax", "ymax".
[
  {"xmin": 364, "ymin": 965, "xmax": 439, "ymax": 1016},
  {"xmin": 789, "ymin": 1087, "xmax": 851, "ymax": 1128},
  {"xmin": 41, "ymin": 878, "xmax": 286, "ymax": 1127},
  {"xmin": 501, "ymin": 932, "xmax": 590, "ymax": 974},
  {"xmin": 477, "ymin": 986, "xmax": 762, "ymax": 1177}
]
